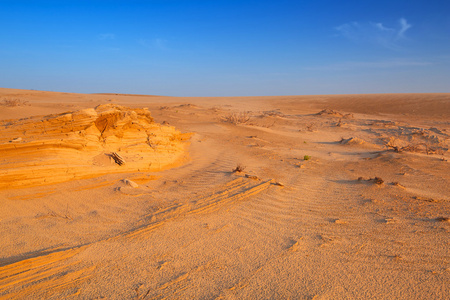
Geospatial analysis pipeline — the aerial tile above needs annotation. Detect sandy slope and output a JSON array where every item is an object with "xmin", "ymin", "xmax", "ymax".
[{"xmin": 0, "ymin": 89, "xmax": 449, "ymax": 299}]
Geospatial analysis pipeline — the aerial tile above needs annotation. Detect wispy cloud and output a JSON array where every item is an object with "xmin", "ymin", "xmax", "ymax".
[
  {"xmin": 304, "ymin": 59, "xmax": 431, "ymax": 71},
  {"xmin": 138, "ymin": 38, "xmax": 168, "ymax": 50},
  {"xmin": 398, "ymin": 18, "xmax": 412, "ymax": 38},
  {"xmin": 335, "ymin": 18, "xmax": 412, "ymax": 50},
  {"xmin": 99, "ymin": 33, "xmax": 116, "ymax": 40}
]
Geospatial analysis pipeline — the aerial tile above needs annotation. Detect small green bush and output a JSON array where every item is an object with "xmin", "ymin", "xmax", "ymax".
[{"xmin": 303, "ymin": 155, "xmax": 311, "ymax": 161}]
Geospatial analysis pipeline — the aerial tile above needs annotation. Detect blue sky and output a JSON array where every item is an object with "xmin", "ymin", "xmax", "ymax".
[{"xmin": 1, "ymin": 0, "xmax": 449, "ymax": 96}]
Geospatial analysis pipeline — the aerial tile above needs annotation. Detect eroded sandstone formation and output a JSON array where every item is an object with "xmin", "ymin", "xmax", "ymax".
[{"xmin": 0, "ymin": 104, "xmax": 191, "ymax": 189}]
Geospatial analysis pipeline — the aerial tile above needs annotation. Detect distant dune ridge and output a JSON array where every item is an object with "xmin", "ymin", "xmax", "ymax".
[
  {"xmin": 0, "ymin": 89, "xmax": 449, "ymax": 299},
  {"xmin": 0, "ymin": 104, "xmax": 191, "ymax": 189}
]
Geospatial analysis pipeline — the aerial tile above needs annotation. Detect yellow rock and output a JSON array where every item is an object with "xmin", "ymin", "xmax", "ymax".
[{"xmin": 0, "ymin": 104, "xmax": 191, "ymax": 189}]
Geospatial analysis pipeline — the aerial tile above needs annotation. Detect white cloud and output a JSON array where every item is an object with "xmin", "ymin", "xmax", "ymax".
[
  {"xmin": 335, "ymin": 22, "xmax": 361, "ymax": 40},
  {"xmin": 304, "ymin": 59, "xmax": 431, "ymax": 71},
  {"xmin": 99, "ymin": 33, "xmax": 115, "ymax": 40},
  {"xmin": 335, "ymin": 18, "xmax": 412, "ymax": 49},
  {"xmin": 398, "ymin": 18, "xmax": 412, "ymax": 38},
  {"xmin": 373, "ymin": 22, "xmax": 393, "ymax": 32},
  {"xmin": 153, "ymin": 38, "xmax": 167, "ymax": 50},
  {"xmin": 138, "ymin": 38, "xmax": 168, "ymax": 50}
]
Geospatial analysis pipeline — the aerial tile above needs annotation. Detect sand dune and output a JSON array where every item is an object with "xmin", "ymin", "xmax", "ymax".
[{"xmin": 0, "ymin": 89, "xmax": 449, "ymax": 299}]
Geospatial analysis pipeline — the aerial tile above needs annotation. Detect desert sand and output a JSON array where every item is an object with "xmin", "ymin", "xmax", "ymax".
[{"xmin": 0, "ymin": 88, "xmax": 449, "ymax": 299}]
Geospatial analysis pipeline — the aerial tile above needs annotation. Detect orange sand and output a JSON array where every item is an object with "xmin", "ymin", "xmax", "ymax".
[{"xmin": 0, "ymin": 88, "xmax": 449, "ymax": 299}]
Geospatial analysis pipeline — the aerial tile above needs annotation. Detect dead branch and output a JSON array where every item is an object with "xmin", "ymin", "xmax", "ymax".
[{"xmin": 110, "ymin": 152, "xmax": 126, "ymax": 165}]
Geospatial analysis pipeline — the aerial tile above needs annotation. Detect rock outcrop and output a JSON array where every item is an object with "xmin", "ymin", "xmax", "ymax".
[{"xmin": 0, "ymin": 104, "xmax": 191, "ymax": 189}]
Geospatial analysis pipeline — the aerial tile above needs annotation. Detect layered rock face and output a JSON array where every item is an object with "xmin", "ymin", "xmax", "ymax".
[{"xmin": 0, "ymin": 104, "xmax": 191, "ymax": 189}]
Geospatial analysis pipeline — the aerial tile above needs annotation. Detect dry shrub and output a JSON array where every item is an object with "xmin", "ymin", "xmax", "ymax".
[
  {"xmin": 384, "ymin": 137, "xmax": 446, "ymax": 155},
  {"xmin": 232, "ymin": 163, "xmax": 246, "ymax": 173},
  {"xmin": 1, "ymin": 98, "xmax": 29, "ymax": 107},
  {"xmin": 223, "ymin": 112, "xmax": 250, "ymax": 125},
  {"xmin": 306, "ymin": 123, "xmax": 317, "ymax": 132},
  {"xmin": 245, "ymin": 174, "xmax": 259, "ymax": 180},
  {"xmin": 381, "ymin": 126, "xmax": 448, "ymax": 156},
  {"xmin": 358, "ymin": 177, "xmax": 384, "ymax": 185},
  {"xmin": 262, "ymin": 110, "xmax": 284, "ymax": 117},
  {"xmin": 316, "ymin": 108, "xmax": 343, "ymax": 117}
]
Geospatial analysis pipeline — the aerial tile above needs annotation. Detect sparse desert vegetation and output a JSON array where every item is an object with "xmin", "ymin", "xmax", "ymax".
[
  {"xmin": 0, "ymin": 97, "xmax": 29, "ymax": 107},
  {"xmin": 232, "ymin": 163, "xmax": 246, "ymax": 173},
  {"xmin": 222, "ymin": 111, "xmax": 250, "ymax": 125}
]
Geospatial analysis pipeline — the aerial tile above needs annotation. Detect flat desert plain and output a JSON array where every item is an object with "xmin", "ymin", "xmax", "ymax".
[{"xmin": 0, "ymin": 88, "xmax": 449, "ymax": 299}]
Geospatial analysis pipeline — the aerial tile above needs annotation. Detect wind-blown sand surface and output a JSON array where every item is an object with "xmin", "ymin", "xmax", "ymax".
[{"xmin": 0, "ymin": 88, "xmax": 449, "ymax": 299}]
